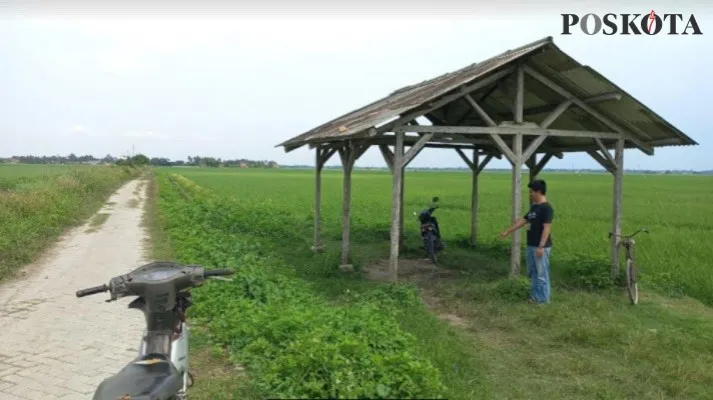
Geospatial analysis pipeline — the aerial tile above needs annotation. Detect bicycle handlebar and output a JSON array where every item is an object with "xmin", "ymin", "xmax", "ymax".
[{"xmin": 608, "ymin": 227, "xmax": 649, "ymax": 239}]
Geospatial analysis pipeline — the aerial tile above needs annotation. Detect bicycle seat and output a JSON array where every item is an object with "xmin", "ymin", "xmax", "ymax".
[{"xmin": 92, "ymin": 353, "xmax": 183, "ymax": 400}]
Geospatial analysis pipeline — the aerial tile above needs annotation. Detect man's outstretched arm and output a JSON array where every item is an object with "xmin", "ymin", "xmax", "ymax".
[{"xmin": 499, "ymin": 218, "xmax": 528, "ymax": 239}]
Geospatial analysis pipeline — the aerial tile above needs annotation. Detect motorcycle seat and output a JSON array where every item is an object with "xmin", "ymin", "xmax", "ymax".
[{"xmin": 91, "ymin": 353, "xmax": 183, "ymax": 400}]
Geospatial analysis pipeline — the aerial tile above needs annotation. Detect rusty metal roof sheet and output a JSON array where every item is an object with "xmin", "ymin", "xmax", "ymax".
[{"xmin": 277, "ymin": 36, "xmax": 697, "ymax": 152}]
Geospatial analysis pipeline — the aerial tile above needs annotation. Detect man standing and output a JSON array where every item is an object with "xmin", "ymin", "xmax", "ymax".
[{"xmin": 498, "ymin": 179, "xmax": 554, "ymax": 304}]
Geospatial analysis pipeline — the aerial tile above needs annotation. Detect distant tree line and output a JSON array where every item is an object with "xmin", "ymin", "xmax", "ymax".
[
  {"xmin": 2, "ymin": 154, "xmax": 707, "ymax": 174},
  {"xmin": 0, "ymin": 154, "xmax": 279, "ymax": 169}
]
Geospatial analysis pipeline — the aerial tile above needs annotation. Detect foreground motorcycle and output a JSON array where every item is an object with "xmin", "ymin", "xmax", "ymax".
[
  {"xmin": 75, "ymin": 261, "xmax": 235, "ymax": 400},
  {"xmin": 414, "ymin": 206, "xmax": 444, "ymax": 264}
]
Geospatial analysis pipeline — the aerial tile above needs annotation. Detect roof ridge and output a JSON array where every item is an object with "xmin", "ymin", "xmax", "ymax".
[{"xmin": 388, "ymin": 36, "xmax": 553, "ymax": 97}]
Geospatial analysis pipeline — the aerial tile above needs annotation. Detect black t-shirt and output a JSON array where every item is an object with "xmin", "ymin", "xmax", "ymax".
[{"xmin": 523, "ymin": 202, "xmax": 554, "ymax": 247}]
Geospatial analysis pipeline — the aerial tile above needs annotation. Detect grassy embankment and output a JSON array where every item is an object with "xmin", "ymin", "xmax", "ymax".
[
  {"xmin": 149, "ymin": 167, "xmax": 713, "ymax": 399},
  {"xmin": 0, "ymin": 164, "xmax": 141, "ymax": 281}
]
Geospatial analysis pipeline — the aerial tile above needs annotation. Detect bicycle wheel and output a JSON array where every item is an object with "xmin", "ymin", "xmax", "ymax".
[{"xmin": 626, "ymin": 258, "xmax": 638, "ymax": 305}]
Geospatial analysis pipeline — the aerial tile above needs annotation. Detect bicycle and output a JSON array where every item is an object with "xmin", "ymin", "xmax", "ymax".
[
  {"xmin": 75, "ymin": 261, "xmax": 235, "ymax": 399},
  {"xmin": 608, "ymin": 227, "xmax": 648, "ymax": 305}
]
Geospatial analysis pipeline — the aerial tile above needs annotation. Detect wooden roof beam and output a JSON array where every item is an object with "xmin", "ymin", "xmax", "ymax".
[
  {"xmin": 523, "ymin": 65, "xmax": 653, "ymax": 155},
  {"xmin": 393, "ymin": 124, "xmax": 623, "ymax": 140},
  {"xmin": 376, "ymin": 66, "xmax": 516, "ymax": 134}
]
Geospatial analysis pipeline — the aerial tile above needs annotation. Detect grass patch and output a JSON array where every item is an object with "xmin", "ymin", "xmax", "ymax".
[
  {"xmin": 140, "ymin": 171, "xmax": 259, "ymax": 399},
  {"xmin": 150, "ymin": 167, "xmax": 713, "ymax": 400},
  {"xmin": 0, "ymin": 164, "xmax": 141, "ymax": 280},
  {"xmin": 85, "ymin": 212, "xmax": 111, "ymax": 233},
  {"xmin": 188, "ymin": 328, "xmax": 261, "ymax": 400},
  {"xmin": 157, "ymin": 174, "xmax": 445, "ymax": 399}
]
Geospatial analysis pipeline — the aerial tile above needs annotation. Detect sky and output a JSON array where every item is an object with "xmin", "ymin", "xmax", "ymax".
[{"xmin": 1, "ymin": 2, "xmax": 711, "ymax": 171}]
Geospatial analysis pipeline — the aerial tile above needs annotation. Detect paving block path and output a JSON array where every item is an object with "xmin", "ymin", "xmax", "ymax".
[{"xmin": 0, "ymin": 179, "xmax": 150, "ymax": 399}]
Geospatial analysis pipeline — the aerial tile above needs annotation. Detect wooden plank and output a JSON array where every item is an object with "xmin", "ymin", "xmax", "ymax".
[
  {"xmin": 522, "ymin": 135, "xmax": 548, "ymax": 162},
  {"xmin": 389, "ymin": 132, "xmax": 405, "ymax": 281},
  {"xmin": 514, "ymin": 63, "xmax": 524, "ymax": 123},
  {"xmin": 464, "ymin": 95, "xmax": 497, "ymax": 127},
  {"xmin": 594, "ymin": 138, "xmax": 616, "ymax": 166},
  {"xmin": 321, "ymin": 148, "xmax": 338, "ymax": 165},
  {"xmin": 489, "ymin": 134, "xmax": 517, "ymax": 164},
  {"xmin": 287, "ymin": 92, "xmax": 622, "ymax": 153},
  {"xmin": 509, "ymin": 93, "xmax": 620, "ymax": 119},
  {"xmin": 587, "ymin": 150, "xmax": 616, "ymax": 174},
  {"xmin": 393, "ymin": 124, "xmax": 622, "ymax": 139},
  {"xmin": 477, "ymin": 154, "xmax": 494, "ymax": 174},
  {"xmin": 455, "ymin": 148, "xmax": 474, "ymax": 170},
  {"xmin": 611, "ymin": 139, "xmax": 624, "ymax": 279},
  {"xmin": 526, "ymin": 154, "xmax": 537, "ymax": 183},
  {"xmin": 378, "ymin": 145, "xmax": 394, "ymax": 172},
  {"xmin": 534, "ymin": 153, "xmax": 554, "ymax": 175},
  {"xmin": 402, "ymin": 133, "xmax": 433, "ymax": 168},
  {"xmin": 523, "ymin": 65, "xmax": 654, "ymax": 155},
  {"xmin": 510, "ymin": 133, "xmax": 523, "ymax": 278},
  {"xmin": 540, "ymin": 100, "xmax": 572, "ymax": 129},
  {"xmin": 353, "ymin": 143, "xmax": 370, "ymax": 162}
]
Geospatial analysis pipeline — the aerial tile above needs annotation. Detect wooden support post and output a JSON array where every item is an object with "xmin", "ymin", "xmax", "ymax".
[
  {"xmin": 379, "ymin": 145, "xmax": 405, "ymax": 248},
  {"xmin": 312, "ymin": 147, "xmax": 336, "ymax": 252},
  {"xmin": 337, "ymin": 142, "xmax": 367, "ymax": 270},
  {"xmin": 510, "ymin": 133, "xmax": 523, "ymax": 278},
  {"xmin": 338, "ymin": 146, "xmax": 354, "ymax": 268},
  {"xmin": 611, "ymin": 139, "xmax": 624, "ymax": 280},
  {"xmin": 399, "ymin": 163, "xmax": 405, "ymax": 247},
  {"xmin": 389, "ymin": 133, "xmax": 405, "ymax": 281},
  {"xmin": 514, "ymin": 64, "xmax": 524, "ymax": 123},
  {"xmin": 386, "ymin": 131, "xmax": 431, "ymax": 252},
  {"xmin": 470, "ymin": 150, "xmax": 480, "ymax": 246},
  {"xmin": 455, "ymin": 148, "xmax": 491, "ymax": 247},
  {"xmin": 313, "ymin": 148, "xmax": 323, "ymax": 252},
  {"xmin": 509, "ymin": 62, "xmax": 525, "ymax": 278}
]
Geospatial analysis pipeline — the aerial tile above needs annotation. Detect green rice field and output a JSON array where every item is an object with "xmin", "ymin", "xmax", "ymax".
[
  {"xmin": 150, "ymin": 167, "xmax": 713, "ymax": 399},
  {"xmin": 171, "ymin": 167, "xmax": 713, "ymax": 305}
]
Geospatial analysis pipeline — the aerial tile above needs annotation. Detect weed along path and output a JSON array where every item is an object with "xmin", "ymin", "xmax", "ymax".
[{"xmin": 0, "ymin": 178, "xmax": 149, "ymax": 399}]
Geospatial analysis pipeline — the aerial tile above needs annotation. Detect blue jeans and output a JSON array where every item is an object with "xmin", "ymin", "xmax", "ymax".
[{"xmin": 526, "ymin": 246, "xmax": 551, "ymax": 303}]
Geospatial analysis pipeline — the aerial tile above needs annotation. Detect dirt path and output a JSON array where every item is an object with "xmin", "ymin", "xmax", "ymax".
[{"xmin": 0, "ymin": 178, "xmax": 150, "ymax": 399}]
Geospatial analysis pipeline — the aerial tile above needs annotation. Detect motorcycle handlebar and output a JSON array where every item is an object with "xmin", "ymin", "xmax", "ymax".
[
  {"xmin": 76, "ymin": 284, "xmax": 109, "ymax": 298},
  {"xmin": 75, "ymin": 265, "xmax": 235, "ymax": 299},
  {"xmin": 204, "ymin": 268, "xmax": 235, "ymax": 277}
]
